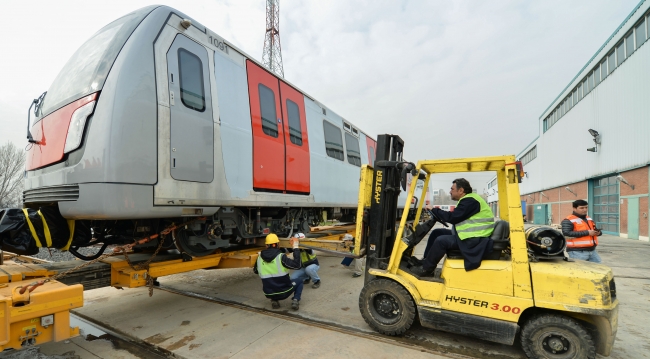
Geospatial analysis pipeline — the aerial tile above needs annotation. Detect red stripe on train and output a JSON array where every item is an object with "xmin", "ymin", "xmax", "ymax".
[{"xmin": 26, "ymin": 93, "xmax": 97, "ymax": 171}]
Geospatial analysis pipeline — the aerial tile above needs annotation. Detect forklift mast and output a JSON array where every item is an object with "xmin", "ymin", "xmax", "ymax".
[{"xmin": 366, "ymin": 134, "xmax": 410, "ymax": 278}]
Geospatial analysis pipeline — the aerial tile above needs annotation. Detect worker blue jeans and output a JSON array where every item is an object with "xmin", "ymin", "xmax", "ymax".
[
  {"xmin": 422, "ymin": 229, "xmax": 459, "ymax": 271},
  {"xmin": 567, "ymin": 249, "xmax": 602, "ymax": 263},
  {"xmin": 290, "ymin": 280, "xmax": 303, "ymax": 301},
  {"xmin": 290, "ymin": 264, "xmax": 321, "ymax": 283}
]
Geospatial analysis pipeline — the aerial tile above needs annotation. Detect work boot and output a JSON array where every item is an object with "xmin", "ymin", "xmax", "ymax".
[
  {"xmin": 291, "ymin": 299, "xmax": 299, "ymax": 310},
  {"xmin": 271, "ymin": 300, "xmax": 280, "ymax": 309},
  {"xmin": 303, "ymin": 278, "xmax": 311, "ymax": 285},
  {"xmin": 408, "ymin": 256, "xmax": 423, "ymax": 267},
  {"xmin": 312, "ymin": 280, "xmax": 320, "ymax": 289},
  {"xmin": 411, "ymin": 265, "xmax": 435, "ymax": 277}
]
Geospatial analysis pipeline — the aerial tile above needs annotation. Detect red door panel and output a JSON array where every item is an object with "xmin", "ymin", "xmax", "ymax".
[
  {"xmin": 246, "ymin": 60, "xmax": 285, "ymax": 191},
  {"xmin": 26, "ymin": 93, "xmax": 97, "ymax": 171},
  {"xmin": 279, "ymin": 81, "xmax": 310, "ymax": 193},
  {"xmin": 366, "ymin": 137, "xmax": 376, "ymax": 166}
]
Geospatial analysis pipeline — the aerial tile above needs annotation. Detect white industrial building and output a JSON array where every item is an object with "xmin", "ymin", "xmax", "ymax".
[{"xmin": 487, "ymin": 0, "xmax": 650, "ymax": 240}]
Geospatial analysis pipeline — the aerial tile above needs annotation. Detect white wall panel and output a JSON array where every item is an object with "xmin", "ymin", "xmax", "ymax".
[{"xmin": 502, "ymin": 7, "xmax": 650, "ymax": 195}]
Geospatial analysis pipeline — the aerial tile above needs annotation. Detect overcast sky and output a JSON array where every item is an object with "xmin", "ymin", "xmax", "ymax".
[{"xmin": 0, "ymin": 0, "xmax": 640, "ymax": 192}]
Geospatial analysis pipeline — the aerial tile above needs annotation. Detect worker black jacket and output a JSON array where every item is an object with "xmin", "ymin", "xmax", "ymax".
[
  {"xmin": 432, "ymin": 197, "xmax": 494, "ymax": 271},
  {"xmin": 253, "ymin": 247, "xmax": 302, "ymax": 300},
  {"xmin": 286, "ymin": 248, "xmax": 319, "ymax": 267}
]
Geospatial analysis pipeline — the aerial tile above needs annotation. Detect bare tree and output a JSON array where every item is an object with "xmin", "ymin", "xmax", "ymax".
[{"xmin": 0, "ymin": 142, "xmax": 25, "ymax": 208}]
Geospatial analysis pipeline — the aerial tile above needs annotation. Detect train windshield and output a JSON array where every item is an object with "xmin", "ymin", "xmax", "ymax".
[{"xmin": 38, "ymin": 6, "xmax": 156, "ymax": 119}]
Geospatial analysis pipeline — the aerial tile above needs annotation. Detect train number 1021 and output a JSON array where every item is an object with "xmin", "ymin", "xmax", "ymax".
[{"xmin": 490, "ymin": 303, "xmax": 521, "ymax": 314}]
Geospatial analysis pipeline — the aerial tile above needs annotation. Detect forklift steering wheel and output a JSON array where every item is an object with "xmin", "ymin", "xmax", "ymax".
[{"xmin": 428, "ymin": 209, "xmax": 449, "ymax": 228}]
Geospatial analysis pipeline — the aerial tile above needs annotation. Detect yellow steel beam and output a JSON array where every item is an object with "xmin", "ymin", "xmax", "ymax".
[{"xmin": 0, "ymin": 279, "xmax": 82, "ymax": 350}]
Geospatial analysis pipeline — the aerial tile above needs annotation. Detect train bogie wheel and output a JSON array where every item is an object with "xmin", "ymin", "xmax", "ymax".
[
  {"xmin": 520, "ymin": 314, "xmax": 596, "ymax": 359},
  {"xmin": 172, "ymin": 228, "xmax": 215, "ymax": 257},
  {"xmin": 358, "ymin": 279, "xmax": 416, "ymax": 336}
]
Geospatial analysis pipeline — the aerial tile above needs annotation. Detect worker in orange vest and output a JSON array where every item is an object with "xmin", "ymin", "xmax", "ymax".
[{"xmin": 561, "ymin": 200, "xmax": 602, "ymax": 263}]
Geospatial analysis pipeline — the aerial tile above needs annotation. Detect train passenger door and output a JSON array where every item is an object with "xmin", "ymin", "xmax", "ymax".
[
  {"xmin": 246, "ymin": 61, "xmax": 285, "ymax": 192},
  {"xmin": 280, "ymin": 81, "xmax": 310, "ymax": 193},
  {"xmin": 167, "ymin": 34, "xmax": 214, "ymax": 183},
  {"xmin": 246, "ymin": 61, "xmax": 311, "ymax": 194}
]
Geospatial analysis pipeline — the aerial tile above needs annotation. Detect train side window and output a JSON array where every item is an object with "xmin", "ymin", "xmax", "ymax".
[
  {"xmin": 258, "ymin": 84, "xmax": 278, "ymax": 137},
  {"xmin": 178, "ymin": 48, "xmax": 205, "ymax": 112},
  {"xmin": 323, "ymin": 121, "xmax": 344, "ymax": 161},
  {"xmin": 344, "ymin": 133, "xmax": 361, "ymax": 167},
  {"xmin": 286, "ymin": 99, "xmax": 302, "ymax": 145}
]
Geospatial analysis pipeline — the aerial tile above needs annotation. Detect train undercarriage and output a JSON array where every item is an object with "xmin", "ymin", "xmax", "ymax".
[{"xmin": 67, "ymin": 206, "xmax": 357, "ymax": 260}]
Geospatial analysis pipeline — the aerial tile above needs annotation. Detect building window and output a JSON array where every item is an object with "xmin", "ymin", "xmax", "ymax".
[
  {"xmin": 600, "ymin": 59, "xmax": 608, "ymax": 80},
  {"xmin": 636, "ymin": 19, "xmax": 646, "ymax": 48},
  {"xmin": 578, "ymin": 83, "xmax": 584, "ymax": 100},
  {"xmin": 323, "ymin": 121, "xmax": 344, "ymax": 161},
  {"xmin": 520, "ymin": 146, "xmax": 537, "ymax": 166},
  {"xmin": 573, "ymin": 89, "xmax": 578, "ymax": 105},
  {"xmin": 286, "ymin": 99, "xmax": 302, "ymax": 146},
  {"xmin": 608, "ymin": 51, "xmax": 616, "ymax": 74},
  {"xmin": 594, "ymin": 65, "xmax": 601, "ymax": 86},
  {"xmin": 626, "ymin": 32, "xmax": 635, "ymax": 57},
  {"xmin": 258, "ymin": 84, "xmax": 278, "ymax": 138},
  {"xmin": 543, "ymin": 118, "xmax": 548, "ymax": 132},
  {"xmin": 344, "ymin": 133, "xmax": 361, "ymax": 166},
  {"xmin": 617, "ymin": 41, "xmax": 625, "ymax": 66},
  {"xmin": 178, "ymin": 48, "xmax": 205, "ymax": 112}
]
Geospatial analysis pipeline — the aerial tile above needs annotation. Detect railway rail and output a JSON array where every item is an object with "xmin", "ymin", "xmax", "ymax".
[{"xmin": 72, "ymin": 284, "xmax": 472, "ymax": 359}]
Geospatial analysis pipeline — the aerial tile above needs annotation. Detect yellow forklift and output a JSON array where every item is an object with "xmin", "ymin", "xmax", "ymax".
[{"xmin": 355, "ymin": 135, "xmax": 618, "ymax": 359}]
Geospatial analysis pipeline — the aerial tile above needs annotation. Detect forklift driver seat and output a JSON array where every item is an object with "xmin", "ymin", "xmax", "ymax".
[{"xmin": 446, "ymin": 220, "xmax": 510, "ymax": 260}]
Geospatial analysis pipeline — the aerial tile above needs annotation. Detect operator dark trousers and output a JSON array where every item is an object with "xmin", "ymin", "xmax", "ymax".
[
  {"xmin": 271, "ymin": 280, "xmax": 303, "ymax": 301},
  {"xmin": 422, "ymin": 228, "xmax": 458, "ymax": 271}
]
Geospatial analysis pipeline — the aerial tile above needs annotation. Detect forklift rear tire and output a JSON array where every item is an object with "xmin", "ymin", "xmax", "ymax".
[
  {"xmin": 520, "ymin": 314, "xmax": 596, "ymax": 359},
  {"xmin": 359, "ymin": 279, "xmax": 416, "ymax": 336}
]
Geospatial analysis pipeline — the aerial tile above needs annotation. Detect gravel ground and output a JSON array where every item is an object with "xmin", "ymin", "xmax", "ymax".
[{"xmin": 28, "ymin": 247, "xmax": 109, "ymax": 263}]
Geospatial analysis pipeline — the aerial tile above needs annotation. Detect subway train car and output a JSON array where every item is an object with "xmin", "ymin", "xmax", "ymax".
[{"xmin": 21, "ymin": 6, "xmax": 376, "ymax": 257}]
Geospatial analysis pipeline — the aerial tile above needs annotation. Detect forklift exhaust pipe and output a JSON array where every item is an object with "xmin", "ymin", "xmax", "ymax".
[{"xmin": 525, "ymin": 226, "xmax": 566, "ymax": 257}]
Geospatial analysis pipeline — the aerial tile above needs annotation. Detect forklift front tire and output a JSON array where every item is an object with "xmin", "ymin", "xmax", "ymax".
[
  {"xmin": 520, "ymin": 314, "xmax": 596, "ymax": 359},
  {"xmin": 359, "ymin": 279, "xmax": 416, "ymax": 336}
]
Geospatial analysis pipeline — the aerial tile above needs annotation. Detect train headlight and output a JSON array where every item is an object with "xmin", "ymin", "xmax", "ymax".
[{"xmin": 64, "ymin": 100, "xmax": 95, "ymax": 154}]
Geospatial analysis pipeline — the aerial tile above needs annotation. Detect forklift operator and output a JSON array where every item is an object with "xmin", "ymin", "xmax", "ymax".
[{"xmin": 412, "ymin": 178, "xmax": 495, "ymax": 276}]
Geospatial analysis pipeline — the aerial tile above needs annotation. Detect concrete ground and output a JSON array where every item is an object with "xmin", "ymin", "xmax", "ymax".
[{"xmin": 10, "ymin": 231, "xmax": 650, "ymax": 359}]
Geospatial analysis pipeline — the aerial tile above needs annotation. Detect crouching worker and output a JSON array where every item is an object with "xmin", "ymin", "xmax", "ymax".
[
  {"xmin": 288, "ymin": 233, "xmax": 321, "ymax": 288},
  {"xmin": 254, "ymin": 233, "xmax": 303, "ymax": 310}
]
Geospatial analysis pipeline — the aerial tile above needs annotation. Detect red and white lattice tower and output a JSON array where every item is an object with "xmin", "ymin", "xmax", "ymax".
[{"xmin": 262, "ymin": 0, "xmax": 284, "ymax": 77}]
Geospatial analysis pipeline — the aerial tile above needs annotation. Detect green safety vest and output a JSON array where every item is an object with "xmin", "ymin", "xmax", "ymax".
[
  {"xmin": 455, "ymin": 193, "xmax": 495, "ymax": 240},
  {"xmin": 257, "ymin": 253, "xmax": 289, "ymax": 279},
  {"xmin": 300, "ymin": 250, "xmax": 317, "ymax": 263}
]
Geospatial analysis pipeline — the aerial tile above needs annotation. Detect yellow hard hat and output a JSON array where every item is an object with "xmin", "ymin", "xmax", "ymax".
[{"xmin": 265, "ymin": 233, "xmax": 280, "ymax": 245}]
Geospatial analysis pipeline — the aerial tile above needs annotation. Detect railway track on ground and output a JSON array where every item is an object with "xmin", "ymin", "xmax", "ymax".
[{"xmin": 149, "ymin": 285, "xmax": 475, "ymax": 359}]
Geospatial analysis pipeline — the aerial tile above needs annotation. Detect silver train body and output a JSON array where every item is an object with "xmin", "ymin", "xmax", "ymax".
[{"xmin": 23, "ymin": 6, "xmax": 376, "ymax": 255}]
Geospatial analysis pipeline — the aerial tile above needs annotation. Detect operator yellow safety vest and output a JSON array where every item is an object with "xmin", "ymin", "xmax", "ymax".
[
  {"xmin": 564, "ymin": 214, "xmax": 598, "ymax": 249},
  {"xmin": 454, "ymin": 193, "xmax": 495, "ymax": 240},
  {"xmin": 300, "ymin": 250, "xmax": 317, "ymax": 264},
  {"xmin": 256, "ymin": 253, "xmax": 293, "ymax": 296}
]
